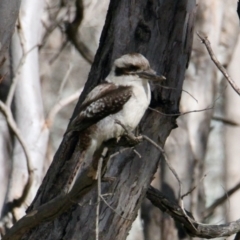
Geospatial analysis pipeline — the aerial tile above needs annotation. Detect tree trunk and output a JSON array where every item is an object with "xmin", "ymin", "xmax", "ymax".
[
  {"xmin": 224, "ymin": 35, "xmax": 240, "ymax": 224},
  {"xmin": 6, "ymin": 0, "xmax": 196, "ymax": 239},
  {"xmin": 0, "ymin": 0, "xmax": 21, "ymax": 213},
  {"xmin": 2, "ymin": 0, "xmax": 49, "ymax": 222}
]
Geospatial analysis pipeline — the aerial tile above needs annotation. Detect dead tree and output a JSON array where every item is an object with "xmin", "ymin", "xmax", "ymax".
[{"xmin": 2, "ymin": 0, "xmax": 196, "ymax": 239}]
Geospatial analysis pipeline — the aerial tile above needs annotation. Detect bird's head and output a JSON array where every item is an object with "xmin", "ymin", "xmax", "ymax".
[{"xmin": 107, "ymin": 53, "xmax": 165, "ymax": 84}]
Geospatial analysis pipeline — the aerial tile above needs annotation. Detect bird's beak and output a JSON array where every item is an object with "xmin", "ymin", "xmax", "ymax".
[{"xmin": 135, "ymin": 69, "xmax": 166, "ymax": 81}]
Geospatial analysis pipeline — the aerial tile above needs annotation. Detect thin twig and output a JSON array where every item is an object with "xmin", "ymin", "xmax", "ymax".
[
  {"xmin": 49, "ymin": 40, "xmax": 68, "ymax": 65},
  {"xmin": 203, "ymin": 181, "xmax": 240, "ymax": 219},
  {"xmin": 40, "ymin": 4, "xmax": 66, "ymax": 50},
  {"xmin": 6, "ymin": 44, "xmax": 38, "ymax": 108},
  {"xmin": 96, "ymin": 154, "xmax": 103, "ymax": 240},
  {"xmin": 182, "ymin": 174, "xmax": 207, "ymax": 199},
  {"xmin": 142, "ymin": 135, "xmax": 197, "ymax": 231},
  {"xmin": 46, "ymin": 88, "xmax": 82, "ymax": 128},
  {"xmin": 65, "ymin": 0, "xmax": 94, "ymax": 64},
  {"xmin": 115, "ymin": 120, "xmax": 143, "ymax": 144},
  {"xmin": 156, "ymin": 84, "xmax": 198, "ymax": 103},
  {"xmin": 212, "ymin": 115, "xmax": 239, "ymax": 126},
  {"xmin": 6, "ymin": 18, "xmax": 39, "ymax": 108},
  {"xmin": 114, "ymin": 121, "xmax": 195, "ymax": 229},
  {"xmin": 99, "ymin": 195, "xmax": 131, "ymax": 221},
  {"xmin": 114, "ymin": 120, "xmax": 192, "ymax": 227},
  {"xmin": 109, "ymin": 147, "xmax": 133, "ymax": 159},
  {"xmin": 142, "ymin": 135, "xmax": 181, "ymax": 198},
  {"xmin": 147, "ymin": 186, "xmax": 240, "ymax": 238},
  {"xmin": 57, "ymin": 64, "xmax": 73, "ymax": 98},
  {"xmin": 115, "ymin": 121, "xmax": 182, "ymax": 203},
  {"xmin": 0, "ymin": 101, "xmax": 34, "ymax": 209},
  {"xmin": 95, "ymin": 147, "xmax": 132, "ymax": 237},
  {"xmin": 197, "ymin": 32, "xmax": 240, "ymax": 96},
  {"xmin": 96, "ymin": 146, "xmax": 132, "ymax": 221},
  {"xmin": 46, "ymin": 61, "xmax": 81, "ymax": 129},
  {"xmin": 0, "ymin": 102, "xmax": 33, "ymax": 177},
  {"xmin": 95, "ymin": 147, "xmax": 109, "ymax": 240},
  {"xmin": 148, "ymin": 106, "xmax": 213, "ymax": 117},
  {"xmin": 133, "ymin": 149, "xmax": 142, "ymax": 158},
  {"xmin": 142, "ymin": 135, "xmax": 164, "ymax": 152}
]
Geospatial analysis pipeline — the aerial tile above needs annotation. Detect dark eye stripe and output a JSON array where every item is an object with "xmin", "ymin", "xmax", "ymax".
[{"xmin": 115, "ymin": 65, "xmax": 140, "ymax": 76}]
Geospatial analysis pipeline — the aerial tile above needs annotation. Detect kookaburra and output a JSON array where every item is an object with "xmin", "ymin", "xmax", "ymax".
[{"xmin": 66, "ymin": 53, "xmax": 165, "ymax": 190}]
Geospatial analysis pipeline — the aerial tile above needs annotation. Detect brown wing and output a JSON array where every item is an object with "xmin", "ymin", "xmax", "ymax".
[
  {"xmin": 80, "ymin": 82, "xmax": 117, "ymax": 108},
  {"xmin": 67, "ymin": 83, "xmax": 132, "ymax": 133}
]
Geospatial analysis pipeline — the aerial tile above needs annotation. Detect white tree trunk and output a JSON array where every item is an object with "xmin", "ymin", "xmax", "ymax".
[
  {"xmin": 5, "ymin": 0, "xmax": 48, "ymax": 220},
  {"xmin": 224, "ymin": 34, "xmax": 240, "ymax": 225}
]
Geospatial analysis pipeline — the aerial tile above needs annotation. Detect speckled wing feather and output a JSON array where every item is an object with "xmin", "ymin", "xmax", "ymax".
[{"xmin": 67, "ymin": 83, "xmax": 132, "ymax": 133}]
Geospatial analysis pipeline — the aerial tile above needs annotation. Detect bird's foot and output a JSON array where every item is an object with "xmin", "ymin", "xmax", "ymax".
[
  {"xmin": 115, "ymin": 119, "xmax": 143, "ymax": 146},
  {"xmin": 124, "ymin": 134, "xmax": 143, "ymax": 146}
]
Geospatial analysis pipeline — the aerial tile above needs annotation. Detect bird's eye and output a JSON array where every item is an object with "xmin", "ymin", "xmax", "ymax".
[
  {"xmin": 127, "ymin": 65, "xmax": 139, "ymax": 72},
  {"xmin": 115, "ymin": 67, "xmax": 125, "ymax": 76}
]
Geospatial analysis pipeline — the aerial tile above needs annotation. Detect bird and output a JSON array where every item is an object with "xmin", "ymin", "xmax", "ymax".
[{"xmin": 66, "ymin": 53, "xmax": 165, "ymax": 191}]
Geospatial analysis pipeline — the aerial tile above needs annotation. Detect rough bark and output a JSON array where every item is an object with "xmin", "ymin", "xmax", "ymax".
[{"xmin": 4, "ymin": 0, "xmax": 196, "ymax": 239}]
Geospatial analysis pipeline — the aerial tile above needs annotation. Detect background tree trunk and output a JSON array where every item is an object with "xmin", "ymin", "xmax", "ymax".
[
  {"xmin": 2, "ymin": 0, "xmax": 49, "ymax": 223},
  {"xmin": 0, "ymin": 0, "xmax": 21, "ymax": 213},
  {"xmin": 224, "ymin": 35, "xmax": 240, "ymax": 236}
]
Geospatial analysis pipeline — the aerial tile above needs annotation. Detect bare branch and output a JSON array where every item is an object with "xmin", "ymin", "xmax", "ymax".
[
  {"xmin": 65, "ymin": 0, "xmax": 94, "ymax": 64},
  {"xmin": 45, "ymin": 64, "xmax": 81, "ymax": 129},
  {"xmin": 0, "ymin": 101, "xmax": 34, "ymax": 209},
  {"xmin": 6, "ymin": 44, "xmax": 39, "ymax": 108},
  {"xmin": 99, "ymin": 195, "xmax": 132, "ymax": 221},
  {"xmin": 142, "ymin": 135, "xmax": 197, "ymax": 230},
  {"xmin": 96, "ymin": 148, "xmax": 105, "ymax": 240},
  {"xmin": 0, "ymin": 102, "xmax": 33, "ymax": 178},
  {"xmin": 143, "ymin": 134, "xmax": 182, "ymax": 197},
  {"xmin": 114, "ymin": 121, "xmax": 184, "ymax": 208},
  {"xmin": 147, "ymin": 186, "xmax": 240, "ymax": 238},
  {"xmin": 203, "ymin": 181, "xmax": 240, "ymax": 219},
  {"xmin": 40, "ymin": 5, "xmax": 66, "ymax": 50},
  {"xmin": 197, "ymin": 32, "xmax": 240, "ymax": 96},
  {"xmin": 46, "ymin": 88, "xmax": 82, "ymax": 129},
  {"xmin": 57, "ymin": 64, "xmax": 73, "ymax": 99},
  {"xmin": 212, "ymin": 115, "xmax": 239, "ymax": 126},
  {"xmin": 156, "ymin": 84, "xmax": 198, "ymax": 103},
  {"xmin": 49, "ymin": 40, "xmax": 68, "ymax": 65},
  {"xmin": 148, "ymin": 106, "xmax": 214, "ymax": 117},
  {"xmin": 181, "ymin": 174, "xmax": 207, "ymax": 199}
]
